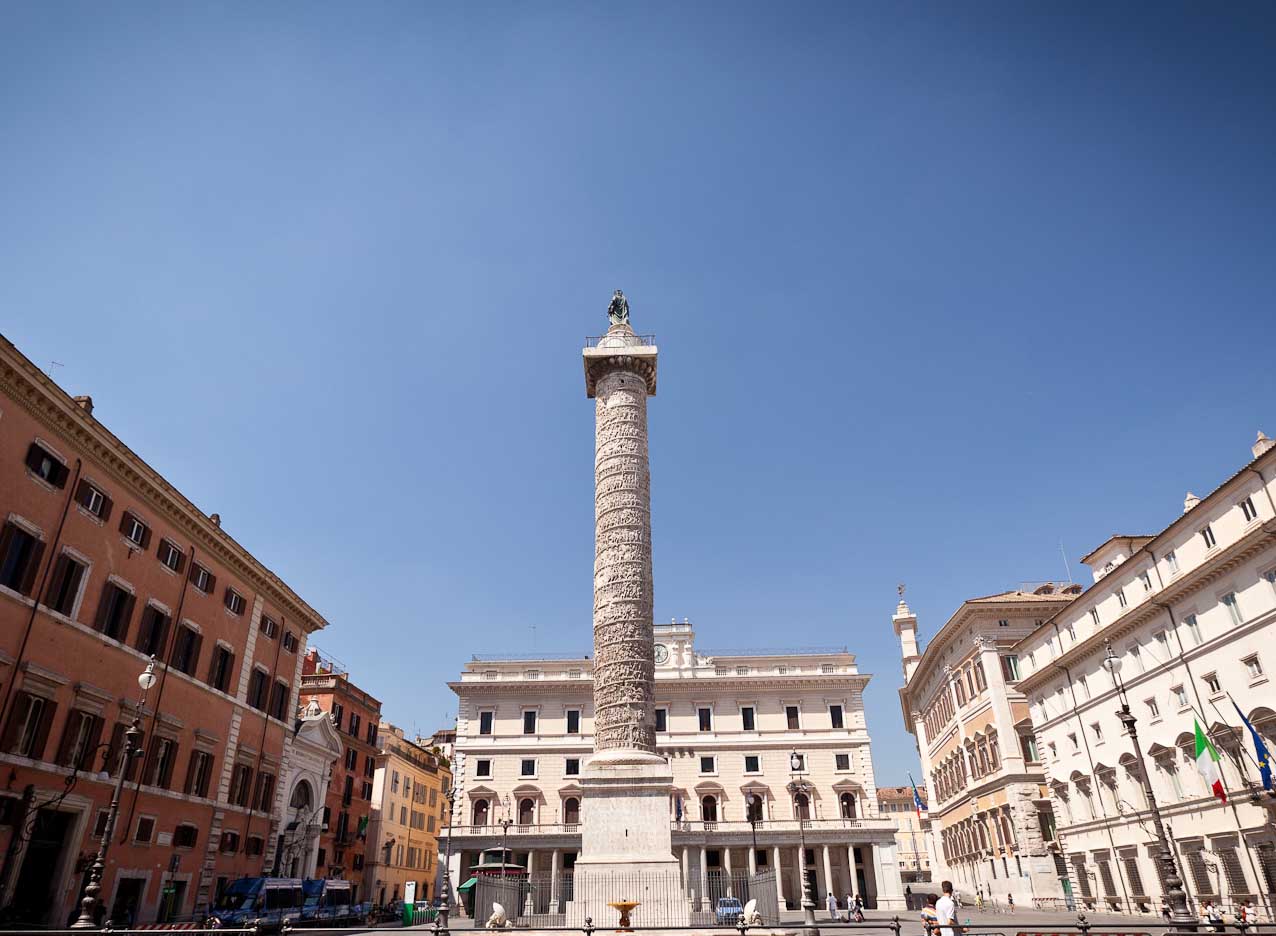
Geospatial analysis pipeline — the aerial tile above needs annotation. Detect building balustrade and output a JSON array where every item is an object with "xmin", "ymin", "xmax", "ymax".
[{"xmin": 444, "ymin": 816, "xmax": 895, "ymax": 839}]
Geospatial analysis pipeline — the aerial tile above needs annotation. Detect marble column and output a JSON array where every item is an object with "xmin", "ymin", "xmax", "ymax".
[
  {"xmin": 549, "ymin": 849, "xmax": 560, "ymax": 912},
  {"xmin": 588, "ymin": 327, "xmax": 658, "ymax": 755},
  {"xmin": 578, "ymin": 322, "xmax": 678, "ymax": 888},
  {"xmin": 774, "ymin": 846, "xmax": 785, "ymax": 906},
  {"xmin": 525, "ymin": 851, "xmax": 536, "ymax": 913},
  {"xmin": 822, "ymin": 845, "xmax": 834, "ymax": 903},
  {"xmin": 724, "ymin": 847, "xmax": 734, "ymax": 895},
  {"xmin": 847, "ymin": 844, "xmax": 859, "ymax": 899},
  {"xmin": 700, "ymin": 845, "xmax": 708, "ymax": 886},
  {"xmin": 748, "ymin": 844, "xmax": 758, "ymax": 875}
]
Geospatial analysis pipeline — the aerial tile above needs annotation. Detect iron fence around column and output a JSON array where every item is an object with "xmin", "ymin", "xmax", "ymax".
[{"xmin": 471, "ymin": 869, "xmax": 780, "ymax": 929}]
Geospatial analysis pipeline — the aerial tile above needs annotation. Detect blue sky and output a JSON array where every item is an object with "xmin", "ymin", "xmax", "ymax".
[{"xmin": 3, "ymin": 2, "xmax": 1275, "ymax": 785}]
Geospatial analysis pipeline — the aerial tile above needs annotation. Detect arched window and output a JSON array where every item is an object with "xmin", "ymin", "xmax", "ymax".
[
  {"xmin": 290, "ymin": 780, "xmax": 313, "ymax": 812},
  {"xmin": 518, "ymin": 797, "xmax": 535, "ymax": 825},
  {"xmin": 472, "ymin": 798, "xmax": 489, "ymax": 826},
  {"xmin": 794, "ymin": 792, "xmax": 810, "ymax": 821},
  {"xmin": 839, "ymin": 792, "xmax": 856, "ymax": 819},
  {"xmin": 701, "ymin": 795, "xmax": 718, "ymax": 822},
  {"xmin": 746, "ymin": 794, "xmax": 764, "ymax": 822},
  {"xmin": 563, "ymin": 797, "xmax": 580, "ymax": 825}
]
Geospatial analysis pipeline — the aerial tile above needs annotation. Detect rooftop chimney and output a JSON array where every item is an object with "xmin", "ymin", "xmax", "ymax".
[
  {"xmin": 1254, "ymin": 431, "xmax": 1275, "ymax": 458},
  {"xmin": 72, "ymin": 395, "xmax": 94, "ymax": 416},
  {"xmin": 210, "ymin": 513, "xmax": 221, "ymax": 527},
  {"xmin": 1184, "ymin": 491, "xmax": 1201, "ymax": 513}
]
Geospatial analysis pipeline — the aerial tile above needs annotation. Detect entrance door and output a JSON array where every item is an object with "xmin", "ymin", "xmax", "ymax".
[
  {"xmin": 11, "ymin": 809, "xmax": 73, "ymax": 925},
  {"xmin": 110, "ymin": 877, "xmax": 145, "ymax": 927},
  {"xmin": 159, "ymin": 879, "xmax": 187, "ymax": 922}
]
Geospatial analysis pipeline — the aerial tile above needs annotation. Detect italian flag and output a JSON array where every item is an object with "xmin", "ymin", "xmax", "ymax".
[{"xmin": 1194, "ymin": 719, "xmax": 1227, "ymax": 803}]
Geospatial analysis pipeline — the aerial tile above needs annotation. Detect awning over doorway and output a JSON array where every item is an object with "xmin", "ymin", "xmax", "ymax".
[{"xmin": 457, "ymin": 878, "xmax": 478, "ymax": 893}]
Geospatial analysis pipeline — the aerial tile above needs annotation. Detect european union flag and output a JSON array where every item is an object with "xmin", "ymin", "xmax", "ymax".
[{"xmin": 1234, "ymin": 699, "xmax": 1273, "ymax": 791}]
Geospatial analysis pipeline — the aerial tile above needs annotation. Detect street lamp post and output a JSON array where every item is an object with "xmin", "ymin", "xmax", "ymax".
[
  {"xmin": 437, "ymin": 784, "xmax": 457, "ymax": 935},
  {"xmin": 1102, "ymin": 644, "xmax": 1197, "ymax": 933},
  {"xmin": 499, "ymin": 797, "xmax": 514, "ymax": 882},
  {"xmin": 71, "ymin": 658, "xmax": 157, "ymax": 930},
  {"xmin": 787, "ymin": 751, "xmax": 819, "ymax": 934}
]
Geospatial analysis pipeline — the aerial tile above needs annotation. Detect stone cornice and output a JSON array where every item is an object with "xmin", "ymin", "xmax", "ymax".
[
  {"xmin": 449, "ymin": 674, "xmax": 871, "ymax": 697},
  {"xmin": 0, "ymin": 333, "xmax": 327, "ymax": 633},
  {"xmin": 905, "ymin": 596, "xmax": 1072, "ymax": 706},
  {"xmin": 1015, "ymin": 520, "xmax": 1276, "ymax": 695},
  {"xmin": 929, "ymin": 771, "xmax": 1046, "ymax": 817}
]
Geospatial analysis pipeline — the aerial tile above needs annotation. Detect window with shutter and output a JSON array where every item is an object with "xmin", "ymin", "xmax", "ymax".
[
  {"xmin": 119, "ymin": 512, "xmax": 149, "ymax": 549},
  {"xmin": 2, "ymin": 692, "xmax": 56, "ymax": 760},
  {"xmin": 247, "ymin": 670, "xmax": 266, "ymax": 710},
  {"xmin": 158, "ymin": 539, "xmax": 185, "ymax": 573},
  {"xmin": 45, "ymin": 553, "xmax": 87, "ymax": 617},
  {"xmin": 189, "ymin": 563, "xmax": 212, "ymax": 592},
  {"xmin": 224, "ymin": 589, "xmax": 245, "ymax": 615},
  {"xmin": 185, "ymin": 749, "xmax": 214, "ymax": 797},
  {"xmin": 95, "ymin": 582, "xmax": 135, "ymax": 641},
  {"xmin": 0, "ymin": 523, "xmax": 44, "ymax": 596},
  {"xmin": 269, "ymin": 680, "xmax": 288, "ymax": 720},
  {"xmin": 75, "ymin": 479, "xmax": 111, "ymax": 520},
  {"xmin": 56, "ymin": 710, "xmax": 103, "ymax": 771},
  {"xmin": 1121, "ymin": 854, "xmax": 1147, "ymax": 898},
  {"xmin": 25, "ymin": 442, "xmax": 68, "ymax": 488},
  {"xmin": 208, "ymin": 645, "xmax": 235, "ymax": 692},
  {"xmin": 169, "ymin": 625, "xmax": 202, "ymax": 676},
  {"xmin": 174, "ymin": 824, "xmax": 198, "ymax": 848},
  {"xmin": 136, "ymin": 606, "xmax": 170, "ymax": 658}
]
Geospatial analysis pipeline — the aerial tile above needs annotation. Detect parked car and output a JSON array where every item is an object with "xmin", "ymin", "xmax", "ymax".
[{"xmin": 715, "ymin": 897, "xmax": 744, "ymax": 924}]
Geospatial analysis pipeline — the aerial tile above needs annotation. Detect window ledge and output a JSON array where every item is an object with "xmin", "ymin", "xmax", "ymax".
[
  {"xmin": 76, "ymin": 505, "xmax": 105, "ymax": 526},
  {"xmin": 25, "ymin": 470, "xmax": 60, "ymax": 494},
  {"xmin": 1208, "ymin": 692, "xmax": 1226, "ymax": 703},
  {"xmin": 1149, "ymin": 717, "xmax": 1164, "ymax": 726},
  {"xmin": 1248, "ymin": 676, "xmax": 1268, "ymax": 689}
]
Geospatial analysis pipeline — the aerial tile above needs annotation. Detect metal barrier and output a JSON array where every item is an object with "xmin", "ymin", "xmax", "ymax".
[{"xmin": 470, "ymin": 869, "xmax": 781, "ymax": 929}]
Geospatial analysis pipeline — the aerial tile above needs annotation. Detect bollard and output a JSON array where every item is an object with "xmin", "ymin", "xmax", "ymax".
[
  {"xmin": 1077, "ymin": 912, "xmax": 1091, "ymax": 936},
  {"xmin": 890, "ymin": 915, "xmax": 902, "ymax": 936},
  {"xmin": 738, "ymin": 916, "xmax": 750, "ymax": 936},
  {"xmin": 584, "ymin": 915, "xmax": 595, "ymax": 936}
]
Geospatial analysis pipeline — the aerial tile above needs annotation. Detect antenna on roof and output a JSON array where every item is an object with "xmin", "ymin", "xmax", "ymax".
[{"xmin": 1059, "ymin": 541, "xmax": 1074, "ymax": 585}]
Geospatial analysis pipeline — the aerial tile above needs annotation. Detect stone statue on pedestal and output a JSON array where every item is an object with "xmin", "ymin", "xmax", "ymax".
[{"xmin": 607, "ymin": 289, "xmax": 630, "ymax": 326}]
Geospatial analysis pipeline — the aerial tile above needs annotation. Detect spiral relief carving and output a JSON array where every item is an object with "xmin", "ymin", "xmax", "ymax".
[{"xmin": 592, "ymin": 366, "xmax": 656, "ymax": 753}]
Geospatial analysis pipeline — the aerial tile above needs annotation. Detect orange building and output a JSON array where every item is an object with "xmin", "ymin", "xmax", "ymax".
[
  {"xmin": 0, "ymin": 335, "xmax": 327, "ymax": 925},
  {"xmin": 299, "ymin": 649, "xmax": 381, "ymax": 901}
]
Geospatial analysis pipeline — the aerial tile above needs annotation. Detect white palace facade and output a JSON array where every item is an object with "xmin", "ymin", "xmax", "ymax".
[
  {"xmin": 1016, "ymin": 432, "xmax": 1276, "ymax": 916},
  {"xmin": 440, "ymin": 621, "xmax": 906, "ymax": 910}
]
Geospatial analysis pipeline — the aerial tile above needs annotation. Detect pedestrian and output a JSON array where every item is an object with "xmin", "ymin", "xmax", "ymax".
[
  {"xmin": 936, "ymin": 881, "xmax": 956, "ymax": 936},
  {"xmin": 1239, "ymin": 900, "xmax": 1254, "ymax": 927},
  {"xmin": 1006, "ymin": 894, "xmax": 1014, "ymax": 912},
  {"xmin": 1160, "ymin": 899, "xmax": 1171, "ymax": 922},
  {"xmin": 1205, "ymin": 900, "xmax": 1224, "ymax": 933},
  {"xmin": 827, "ymin": 891, "xmax": 841, "ymax": 922},
  {"xmin": 975, "ymin": 891, "xmax": 984, "ymax": 911},
  {"xmin": 846, "ymin": 892, "xmax": 856, "ymax": 921},
  {"xmin": 921, "ymin": 894, "xmax": 940, "ymax": 935},
  {"xmin": 853, "ymin": 894, "xmax": 865, "ymax": 923}
]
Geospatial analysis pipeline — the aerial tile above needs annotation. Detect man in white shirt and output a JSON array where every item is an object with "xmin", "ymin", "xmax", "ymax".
[{"xmin": 935, "ymin": 881, "xmax": 957, "ymax": 936}]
